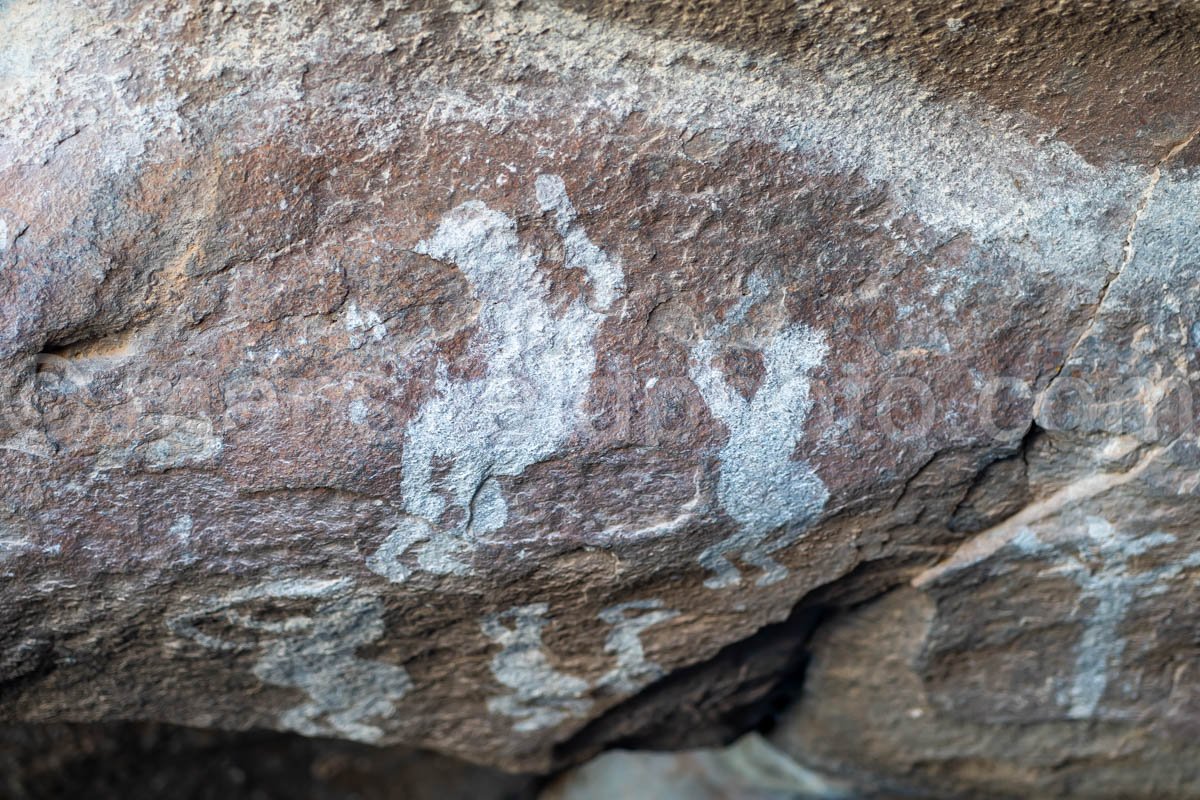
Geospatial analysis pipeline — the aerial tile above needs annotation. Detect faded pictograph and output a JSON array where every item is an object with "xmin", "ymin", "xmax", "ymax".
[
  {"xmin": 0, "ymin": 209, "xmax": 27, "ymax": 255},
  {"xmin": 137, "ymin": 414, "xmax": 223, "ymax": 471},
  {"xmin": 344, "ymin": 302, "xmax": 387, "ymax": 349},
  {"xmin": 1011, "ymin": 517, "xmax": 1200, "ymax": 719},
  {"xmin": 169, "ymin": 578, "xmax": 411, "ymax": 743},
  {"xmin": 482, "ymin": 603, "xmax": 592, "ymax": 732},
  {"xmin": 0, "ymin": 520, "xmax": 33, "ymax": 563},
  {"xmin": 368, "ymin": 175, "xmax": 624, "ymax": 583},
  {"xmin": 689, "ymin": 274, "xmax": 829, "ymax": 589},
  {"xmin": 483, "ymin": 599, "xmax": 678, "ymax": 732},
  {"xmin": 167, "ymin": 513, "xmax": 199, "ymax": 565},
  {"xmin": 596, "ymin": 600, "xmax": 681, "ymax": 693}
]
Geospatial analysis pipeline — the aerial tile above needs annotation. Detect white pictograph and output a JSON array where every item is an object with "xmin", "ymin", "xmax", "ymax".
[
  {"xmin": 689, "ymin": 274, "xmax": 829, "ymax": 588},
  {"xmin": 368, "ymin": 175, "xmax": 623, "ymax": 583},
  {"xmin": 483, "ymin": 599, "xmax": 678, "ymax": 732}
]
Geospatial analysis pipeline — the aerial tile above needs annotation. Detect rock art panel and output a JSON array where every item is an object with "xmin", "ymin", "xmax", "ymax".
[
  {"xmin": 775, "ymin": 586, "xmax": 1200, "ymax": 799},
  {"xmin": 482, "ymin": 604, "xmax": 593, "ymax": 733},
  {"xmin": 1008, "ymin": 518, "xmax": 1200, "ymax": 719},
  {"xmin": 916, "ymin": 475, "xmax": 1200, "ymax": 729},
  {"xmin": 3, "ymin": 0, "xmax": 1200, "ymax": 786},
  {"xmin": 595, "ymin": 600, "xmax": 680, "ymax": 694}
]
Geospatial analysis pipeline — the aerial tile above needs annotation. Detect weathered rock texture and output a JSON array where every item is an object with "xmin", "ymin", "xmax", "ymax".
[{"xmin": 2, "ymin": 0, "xmax": 1200, "ymax": 793}]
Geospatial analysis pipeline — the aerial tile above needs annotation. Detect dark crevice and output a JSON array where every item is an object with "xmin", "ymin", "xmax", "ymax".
[
  {"xmin": 946, "ymin": 422, "xmax": 1040, "ymax": 534},
  {"xmin": 547, "ymin": 555, "xmax": 945, "ymax": 789},
  {"xmin": 0, "ymin": 722, "xmax": 541, "ymax": 800},
  {"xmin": 34, "ymin": 323, "xmax": 140, "ymax": 365},
  {"xmin": 551, "ymin": 598, "xmax": 827, "ymax": 770}
]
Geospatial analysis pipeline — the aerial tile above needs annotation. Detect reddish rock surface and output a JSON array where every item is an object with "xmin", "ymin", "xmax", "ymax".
[{"xmin": 2, "ymin": 0, "xmax": 1199, "ymax": 792}]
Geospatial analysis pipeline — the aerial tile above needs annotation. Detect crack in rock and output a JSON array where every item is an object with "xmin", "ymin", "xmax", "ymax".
[{"xmin": 1038, "ymin": 123, "xmax": 1200, "ymax": 407}]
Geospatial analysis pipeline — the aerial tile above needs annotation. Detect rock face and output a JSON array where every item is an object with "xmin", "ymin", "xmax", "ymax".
[
  {"xmin": 775, "ymin": 587, "xmax": 1200, "ymax": 799},
  {"xmin": 2, "ymin": 0, "xmax": 1200, "ymax": 791}
]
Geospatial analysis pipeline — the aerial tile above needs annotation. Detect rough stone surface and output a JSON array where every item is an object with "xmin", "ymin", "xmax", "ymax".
[
  {"xmin": 775, "ymin": 587, "xmax": 1200, "ymax": 799},
  {"xmin": 2, "ymin": 0, "xmax": 1200, "ymax": 790}
]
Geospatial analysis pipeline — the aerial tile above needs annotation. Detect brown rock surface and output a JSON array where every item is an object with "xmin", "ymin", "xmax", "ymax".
[
  {"xmin": 776, "ymin": 587, "xmax": 1200, "ymax": 798},
  {"xmin": 1, "ymin": 0, "xmax": 1199, "ymax": 789}
]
